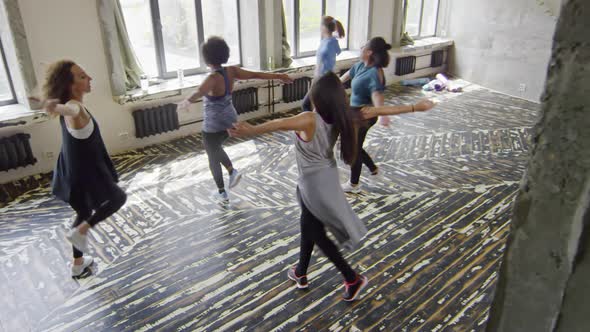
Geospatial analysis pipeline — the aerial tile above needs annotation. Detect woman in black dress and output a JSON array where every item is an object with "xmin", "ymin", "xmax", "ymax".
[{"xmin": 38, "ymin": 60, "xmax": 127, "ymax": 278}]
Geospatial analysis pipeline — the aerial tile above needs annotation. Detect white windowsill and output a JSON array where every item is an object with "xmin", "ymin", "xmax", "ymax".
[
  {"xmin": 116, "ymin": 50, "xmax": 361, "ymax": 105},
  {"xmin": 0, "ymin": 104, "xmax": 47, "ymax": 129},
  {"xmin": 395, "ymin": 37, "xmax": 454, "ymax": 54}
]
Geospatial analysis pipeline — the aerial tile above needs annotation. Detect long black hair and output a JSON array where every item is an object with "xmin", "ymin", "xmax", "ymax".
[
  {"xmin": 310, "ymin": 72, "xmax": 358, "ymax": 165},
  {"xmin": 367, "ymin": 37, "xmax": 392, "ymax": 68}
]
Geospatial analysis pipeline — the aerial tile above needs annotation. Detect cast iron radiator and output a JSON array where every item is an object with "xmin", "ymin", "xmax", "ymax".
[
  {"xmin": 0, "ymin": 133, "xmax": 36, "ymax": 172},
  {"xmin": 133, "ymin": 104, "xmax": 179, "ymax": 138},
  {"xmin": 395, "ymin": 56, "xmax": 416, "ymax": 76},
  {"xmin": 431, "ymin": 50, "xmax": 444, "ymax": 67},
  {"xmin": 282, "ymin": 77, "xmax": 312, "ymax": 103},
  {"xmin": 232, "ymin": 87, "xmax": 259, "ymax": 114}
]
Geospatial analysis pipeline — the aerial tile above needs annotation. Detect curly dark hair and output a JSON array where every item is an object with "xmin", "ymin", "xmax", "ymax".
[
  {"xmin": 201, "ymin": 36, "xmax": 230, "ymax": 66},
  {"xmin": 43, "ymin": 60, "xmax": 76, "ymax": 104}
]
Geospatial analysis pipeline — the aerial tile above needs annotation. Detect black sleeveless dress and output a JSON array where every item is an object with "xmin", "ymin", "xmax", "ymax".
[{"xmin": 51, "ymin": 108, "xmax": 119, "ymax": 208}]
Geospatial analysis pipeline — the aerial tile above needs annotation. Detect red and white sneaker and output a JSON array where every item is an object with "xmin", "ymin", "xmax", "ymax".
[
  {"xmin": 343, "ymin": 274, "xmax": 368, "ymax": 301},
  {"xmin": 287, "ymin": 266, "xmax": 309, "ymax": 289}
]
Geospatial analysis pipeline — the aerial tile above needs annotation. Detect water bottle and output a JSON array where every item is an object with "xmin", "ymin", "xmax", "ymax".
[
  {"xmin": 177, "ymin": 68, "xmax": 184, "ymax": 85},
  {"xmin": 140, "ymin": 75, "xmax": 149, "ymax": 92}
]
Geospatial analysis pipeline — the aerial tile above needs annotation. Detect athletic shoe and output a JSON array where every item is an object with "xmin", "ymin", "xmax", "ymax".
[
  {"xmin": 213, "ymin": 191, "xmax": 229, "ymax": 202},
  {"xmin": 370, "ymin": 167, "xmax": 379, "ymax": 176},
  {"xmin": 287, "ymin": 266, "xmax": 309, "ymax": 289},
  {"xmin": 71, "ymin": 256, "xmax": 94, "ymax": 279},
  {"xmin": 342, "ymin": 182, "xmax": 361, "ymax": 194},
  {"xmin": 66, "ymin": 225, "xmax": 89, "ymax": 253},
  {"xmin": 228, "ymin": 169, "xmax": 242, "ymax": 188},
  {"xmin": 343, "ymin": 274, "xmax": 369, "ymax": 301}
]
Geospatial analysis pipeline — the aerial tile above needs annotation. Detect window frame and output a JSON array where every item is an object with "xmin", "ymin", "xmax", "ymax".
[
  {"xmin": 406, "ymin": 0, "xmax": 440, "ymax": 39},
  {"xmin": 0, "ymin": 37, "xmax": 17, "ymax": 107},
  {"xmin": 286, "ymin": 0, "xmax": 351, "ymax": 59},
  {"xmin": 147, "ymin": 0, "xmax": 243, "ymax": 79}
]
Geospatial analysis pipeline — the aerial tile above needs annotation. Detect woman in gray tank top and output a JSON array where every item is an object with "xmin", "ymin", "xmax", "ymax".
[
  {"xmin": 178, "ymin": 37, "xmax": 292, "ymax": 202},
  {"xmin": 230, "ymin": 72, "xmax": 368, "ymax": 301},
  {"xmin": 230, "ymin": 72, "xmax": 435, "ymax": 301}
]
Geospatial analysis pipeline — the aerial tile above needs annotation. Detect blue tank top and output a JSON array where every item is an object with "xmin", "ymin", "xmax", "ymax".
[{"xmin": 202, "ymin": 67, "xmax": 238, "ymax": 133}]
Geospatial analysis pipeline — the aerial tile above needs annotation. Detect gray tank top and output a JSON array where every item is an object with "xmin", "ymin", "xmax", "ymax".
[
  {"xmin": 294, "ymin": 112, "xmax": 367, "ymax": 250},
  {"xmin": 202, "ymin": 67, "xmax": 238, "ymax": 133}
]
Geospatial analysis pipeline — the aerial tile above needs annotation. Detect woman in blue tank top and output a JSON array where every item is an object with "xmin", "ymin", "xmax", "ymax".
[
  {"xmin": 301, "ymin": 15, "xmax": 345, "ymax": 113},
  {"xmin": 178, "ymin": 37, "xmax": 292, "ymax": 202}
]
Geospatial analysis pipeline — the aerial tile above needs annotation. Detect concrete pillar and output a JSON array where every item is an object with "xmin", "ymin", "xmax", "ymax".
[{"xmin": 486, "ymin": 0, "xmax": 590, "ymax": 331}]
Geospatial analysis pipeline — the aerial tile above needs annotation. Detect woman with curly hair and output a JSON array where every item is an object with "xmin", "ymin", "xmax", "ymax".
[{"xmin": 34, "ymin": 60, "xmax": 127, "ymax": 278}]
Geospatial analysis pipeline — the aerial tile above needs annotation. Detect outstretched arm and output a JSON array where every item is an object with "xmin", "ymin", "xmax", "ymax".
[
  {"xmin": 30, "ymin": 97, "xmax": 82, "ymax": 117},
  {"xmin": 176, "ymin": 74, "xmax": 219, "ymax": 111},
  {"xmin": 339, "ymin": 70, "xmax": 351, "ymax": 83},
  {"xmin": 228, "ymin": 112, "xmax": 314, "ymax": 137},
  {"xmin": 361, "ymin": 100, "xmax": 435, "ymax": 119},
  {"xmin": 232, "ymin": 67, "xmax": 293, "ymax": 83}
]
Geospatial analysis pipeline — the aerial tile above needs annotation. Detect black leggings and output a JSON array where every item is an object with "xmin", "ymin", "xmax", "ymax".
[
  {"xmin": 296, "ymin": 196, "xmax": 356, "ymax": 283},
  {"xmin": 203, "ymin": 131, "xmax": 233, "ymax": 190},
  {"xmin": 350, "ymin": 119, "xmax": 378, "ymax": 185},
  {"xmin": 70, "ymin": 185, "xmax": 127, "ymax": 258}
]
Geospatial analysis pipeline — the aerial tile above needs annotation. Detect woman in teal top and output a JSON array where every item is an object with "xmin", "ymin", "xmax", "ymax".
[{"xmin": 340, "ymin": 37, "xmax": 391, "ymax": 193}]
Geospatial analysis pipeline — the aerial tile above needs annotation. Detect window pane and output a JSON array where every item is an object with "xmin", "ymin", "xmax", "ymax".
[
  {"xmin": 421, "ymin": 0, "xmax": 439, "ymax": 36},
  {"xmin": 405, "ymin": 0, "xmax": 421, "ymax": 37},
  {"xmin": 282, "ymin": 0, "xmax": 295, "ymax": 56},
  {"xmin": 158, "ymin": 0, "xmax": 200, "ymax": 72},
  {"xmin": 120, "ymin": 0, "xmax": 158, "ymax": 77},
  {"xmin": 0, "ymin": 51, "xmax": 13, "ymax": 102},
  {"xmin": 326, "ymin": 0, "xmax": 349, "ymax": 49},
  {"xmin": 298, "ymin": 0, "xmax": 322, "ymax": 54},
  {"xmin": 202, "ymin": 0, "xmax": 241, "ymax": 65}
]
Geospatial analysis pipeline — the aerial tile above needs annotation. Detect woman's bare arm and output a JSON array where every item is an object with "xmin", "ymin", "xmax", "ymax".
[
  {"xmin": 361, "ymin": 100, "xmax": 435, "ymax": 119},
  {"xmin": 232, "ymin": 66, "xmax": 293, "ymax": 83},
  {"xmin": 32, "ymin": 97, "xmax": 82, "ymax": 117},
  {"xmin": 339, "ymin": 70, "xmax": 351, "ymax": 83},
  {"xmin": 228, "ymin": 112, "xmax": 315, "ymax": 137}
]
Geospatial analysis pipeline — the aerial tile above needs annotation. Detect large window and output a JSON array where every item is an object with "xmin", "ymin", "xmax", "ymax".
[
  {"xmin": 405, "ymin": 0, "xmax": 440, "ymax": 38},
  {"xmin": 0, "ymin": 38, "xmax": 16, "ymax": 106},
  {"xmin": 121, "ymin": 0, "xmax": 241, "ymax": 79},
  {"xmin": 283, "ymin": 0, "xmax": 350, "ymax": 58}
]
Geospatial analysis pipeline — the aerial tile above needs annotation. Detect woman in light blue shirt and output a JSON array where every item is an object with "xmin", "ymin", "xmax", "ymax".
[{"xmin": 301, "ymin": 16, "xmax": 345, "ymax": 112}]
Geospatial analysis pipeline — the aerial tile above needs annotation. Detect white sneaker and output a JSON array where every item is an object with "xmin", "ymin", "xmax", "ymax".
[
  {"xmin": 213, "ymin": 191, "xmax": 230, "ymax": 202},
  {"xmin": 342, "ymin": 182, "xmax": 361, "ymax": 194},
  {"xmin": 71, "ymin": 256, "xmax": 94, "ymax": 278},
  {"xmin": 66, "ymin": 224, "xmax": 89, "ymax": 253},
  {"xmin": 228, "ymin": 169, "xmax": 242, "ymax": 188}
]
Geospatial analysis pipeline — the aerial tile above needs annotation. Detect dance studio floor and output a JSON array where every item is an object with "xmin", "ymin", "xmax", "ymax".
[{"xmin": 0, "ymin": 82, "xmax": 540, "ymax": 331}]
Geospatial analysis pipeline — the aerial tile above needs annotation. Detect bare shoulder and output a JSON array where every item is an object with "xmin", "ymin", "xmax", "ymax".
[
  {"xmin": 296, "ymin": 111, "xmax": 316, "ymax": 123},
  {"xmin": 226, "ymin": 65, "xmax": 241, "ymax": 78}
]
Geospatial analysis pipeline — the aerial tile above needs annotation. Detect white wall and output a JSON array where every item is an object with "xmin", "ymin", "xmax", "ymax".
[{"xmin": 442, "ymin": 0, "xmax": 558, "ymax": 101}]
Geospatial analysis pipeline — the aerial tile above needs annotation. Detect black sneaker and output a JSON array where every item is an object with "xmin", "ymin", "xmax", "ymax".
[
  {"xmin": 287, "ymin": 266, "xmax": 309, "ymax": 289},
  {"xmin": 343, "ymin": 274, "xmax": 368, "ymax": 301}
]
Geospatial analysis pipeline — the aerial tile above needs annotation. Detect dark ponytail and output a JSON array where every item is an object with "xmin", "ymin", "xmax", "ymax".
[
  {"xmin": 322, "ymin": 16, "xmax": 345, "ymax": 39},
  {"xmin": 310, "ymin": 72, "xmax": 357, "ymax": 165},
  {"xmin": 367, "ymin": 37, "xmax": 392, "ymax": 68}
]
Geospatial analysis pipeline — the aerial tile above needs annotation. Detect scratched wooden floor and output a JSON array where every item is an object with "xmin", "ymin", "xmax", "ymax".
[{"xmin": 0, "ymin": 81, "xmax": 540, "ymax": 332}]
